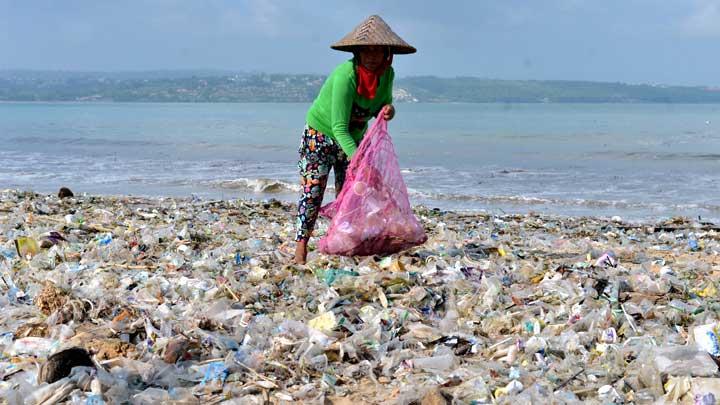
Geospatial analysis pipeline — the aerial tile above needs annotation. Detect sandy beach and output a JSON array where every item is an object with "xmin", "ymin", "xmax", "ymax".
[{"xmin": 1, "ymin": 189, "xmax": 719, "ymax": 403}]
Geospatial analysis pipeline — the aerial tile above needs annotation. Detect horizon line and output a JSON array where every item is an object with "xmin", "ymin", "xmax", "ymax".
[{"xmin": 0, "ymin": 68, "xmax": 716, "ymax": 89}]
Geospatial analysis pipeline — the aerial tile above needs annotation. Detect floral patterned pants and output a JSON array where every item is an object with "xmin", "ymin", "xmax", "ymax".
[{"xmin": 295, "ymin": 125, "xmax": 349, "ymax": 241}]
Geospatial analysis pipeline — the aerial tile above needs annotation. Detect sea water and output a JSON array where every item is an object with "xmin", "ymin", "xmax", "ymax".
[{"xmin": 1, "ymin": 102, "xmax": 718, "ymax": 221}]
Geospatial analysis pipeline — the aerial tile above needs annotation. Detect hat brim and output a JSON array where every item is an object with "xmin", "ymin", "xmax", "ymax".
[
  {"xmin": 331, "ymin": 44, "xmax": 417, "ymax": 55},
  {"xmin": 331, "ymin": 15, "xmax": 417, "ymax": 55}
]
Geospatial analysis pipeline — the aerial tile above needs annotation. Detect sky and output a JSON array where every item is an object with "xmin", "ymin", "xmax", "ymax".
[{"xmin": 2, "ymin": 0, "xmax": 720, "ymax": 86}]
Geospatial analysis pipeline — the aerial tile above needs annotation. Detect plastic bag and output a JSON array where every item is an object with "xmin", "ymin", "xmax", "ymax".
[{"xmin": 319, "ymin": 111, "xmax": 427, "ymax": 256}]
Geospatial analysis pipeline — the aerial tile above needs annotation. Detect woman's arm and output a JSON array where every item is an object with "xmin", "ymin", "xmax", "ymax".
[
  {"xmin": 382, "ymin": 68, "xmax": 395, "ymax": 120},
  {"xmin": 330, "ymin": 75, "xmax": 359, "ymax": 158}
]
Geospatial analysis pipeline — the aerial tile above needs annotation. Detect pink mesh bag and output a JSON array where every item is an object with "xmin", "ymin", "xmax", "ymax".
[{"xmin": 319, "ymin": 111, "xmax": 427, "ymax": 256}]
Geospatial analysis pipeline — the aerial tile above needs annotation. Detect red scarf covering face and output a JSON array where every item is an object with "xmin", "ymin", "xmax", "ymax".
[{"xmin": 356, "ymin": 53, "xmax": 393, "ymax": 99}]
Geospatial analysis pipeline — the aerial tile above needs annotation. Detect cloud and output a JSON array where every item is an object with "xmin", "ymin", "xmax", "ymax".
[
  {"xmin": 245, "ymin": 0, "xmax": 282, "ymax": 36},
  {"xmin": 249, "ymin": 0, "xmax": 277, "ymax": 22},
  {"xmin": 214, "ymin": 0, "xmax": 317, "ymax": 39},
  {"xmin": 681, "ymin": 0, "xmax": 720, "ymax": 37}
]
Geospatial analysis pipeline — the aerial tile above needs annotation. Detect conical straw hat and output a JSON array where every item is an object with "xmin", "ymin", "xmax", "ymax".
[{"xmin": 331, "ymin": 15, "xmax": 416, "ymax": 55}]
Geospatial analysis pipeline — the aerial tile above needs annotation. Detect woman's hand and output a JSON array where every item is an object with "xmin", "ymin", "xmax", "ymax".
[{"xmin": 383, "ymin": 104, "xmax": 395, "ymax": 121}]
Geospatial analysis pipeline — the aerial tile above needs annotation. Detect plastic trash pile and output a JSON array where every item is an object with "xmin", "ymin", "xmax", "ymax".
[{"xmin": 1, "ymin": 189, "xmax": 720, "ymax": 404}]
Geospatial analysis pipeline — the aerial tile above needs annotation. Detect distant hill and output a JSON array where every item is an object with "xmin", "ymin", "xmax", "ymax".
[
  {"xmin": 2, "ymin": 70, "xmax": 720, "ymax": 103},
  {"xmin": 397, "ymin": 76, "xmax": 720, "ymax": 103}
]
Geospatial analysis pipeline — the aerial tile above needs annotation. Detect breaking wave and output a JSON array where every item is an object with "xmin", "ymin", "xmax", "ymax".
[
  {"xmin": 211, "ymin": 178, "xmax": 300, "ymax": 193},
  {"xmin": 406, "ymin": 188, "xmax": 720, "ymax": 213}
]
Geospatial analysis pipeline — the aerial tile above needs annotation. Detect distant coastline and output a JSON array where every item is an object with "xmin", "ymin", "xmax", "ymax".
[{"xmin": 2, "ymin": 70, "xmax": 720, "ymax": 103}]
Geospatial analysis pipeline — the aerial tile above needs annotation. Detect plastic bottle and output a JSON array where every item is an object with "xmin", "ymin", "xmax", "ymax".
[
  {"xmin": 0, "ymin": 332, "xmax": 13, "ymax": 348},
  {"xmin": 439, "ymin": 292, "xmax": 459, "ymax": 334},
  {"xmin": 308, "ymin": 354, "xmax": 328, "ymax": 372},
  {"xmin": 132, "ymin": 388, "xmax": 170, "ymax": 405},
  {"xmin": 694, "ymin": 392, "xmax": 716, "ymax": 405},
  {"xmin": 689, "ymin": 233, "xmax": 701, "ymax": 251},
  {"xmin": 412, "ymin": 353, "xmax": 457, "ymax": 372},
  {"xmin": 0, "ymin": 247, "xmax": 16, "ymax": 260},
  {"xmin": 9, "ymin": 337, "xmax": 57, "ymax": 357}
]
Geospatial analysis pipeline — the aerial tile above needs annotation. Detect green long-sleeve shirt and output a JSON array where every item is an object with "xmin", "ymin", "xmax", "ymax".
[{"xmin": 306, "ymin": 59, "xmax": 394, "ymax": 158}]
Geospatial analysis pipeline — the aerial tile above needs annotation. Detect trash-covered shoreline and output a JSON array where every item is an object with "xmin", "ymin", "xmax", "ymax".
[{"xmin": 1, "ymin": 189, "xmax": 720, "ymax": 404}]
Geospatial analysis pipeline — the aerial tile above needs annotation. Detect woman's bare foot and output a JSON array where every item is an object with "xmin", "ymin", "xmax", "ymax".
[{"xmin": 294, "ymin": 239, "xmax": 308, "ymax": 264}]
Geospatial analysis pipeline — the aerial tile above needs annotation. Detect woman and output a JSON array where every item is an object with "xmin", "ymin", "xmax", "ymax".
[{"xmin": 294, "ymin": 15, "xmax": 416, "ymax": 264}]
